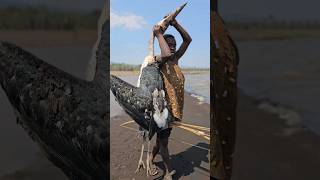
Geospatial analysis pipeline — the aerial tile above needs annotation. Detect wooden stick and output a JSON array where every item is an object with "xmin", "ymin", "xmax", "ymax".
[
  {"xmin": 120, "ymin": 120, "xmax": 210, "ymax": 141},
  {"xmin": 171, "ymin": 121, "xmax": 210, "ymax": 132}
]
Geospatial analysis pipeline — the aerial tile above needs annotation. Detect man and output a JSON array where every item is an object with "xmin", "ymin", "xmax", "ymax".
[{"xmin": 149, "ymin": 19, "xmax": 192, "ymax": 180}]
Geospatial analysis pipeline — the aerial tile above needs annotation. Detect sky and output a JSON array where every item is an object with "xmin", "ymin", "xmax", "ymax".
[{"xmin": 110, "ymin": 0, "xmax": 210, "ymax": 68}]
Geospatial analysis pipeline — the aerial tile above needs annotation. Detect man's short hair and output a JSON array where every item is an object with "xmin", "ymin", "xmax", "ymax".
[{"xmin": 163, "ymin": 34, "xmax": 175, "ymax": 40}]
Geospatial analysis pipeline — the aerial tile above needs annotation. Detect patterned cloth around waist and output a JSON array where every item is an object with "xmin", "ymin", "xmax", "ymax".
[{"xmin": 160, "ymin": 61, "xmax": 185, "ymax": 121}]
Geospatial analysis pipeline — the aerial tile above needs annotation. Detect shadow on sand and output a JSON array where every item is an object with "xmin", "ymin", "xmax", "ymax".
[{"xmin": 154, "ymin": 142, "xmax": 209, "ymax": 180}]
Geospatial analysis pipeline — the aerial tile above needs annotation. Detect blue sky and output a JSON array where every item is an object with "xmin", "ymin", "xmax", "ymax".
[{"xmin": 110, "ymin": 0, "xmax": 210, "ymax": 68}]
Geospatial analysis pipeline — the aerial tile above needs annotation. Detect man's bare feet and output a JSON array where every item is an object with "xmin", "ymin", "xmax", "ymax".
[
  {"xmin": 147, "ymin": 154, "xmax": 158, "ymax": 176},
  {"xmin": 164, "ymin": 170, "xmax": 176, "ymax": 180}
]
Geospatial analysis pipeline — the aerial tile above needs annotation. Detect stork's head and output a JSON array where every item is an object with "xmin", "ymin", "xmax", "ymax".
[
  {"xmin": 152, "ymin": 89, "xmax": 166, "ymax": 113},
  {"xmin": 164, "ymin": 34, "xmax": 176, "ymax": 54},
  {"xmin": 152, "ymin": 89, "xmax": 168, "ymax": 128}
]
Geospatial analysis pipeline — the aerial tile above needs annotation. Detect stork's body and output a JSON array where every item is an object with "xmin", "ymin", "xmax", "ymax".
[{"xmin": 110, "ymin": 60, "xmax": 170, "ymax": 175}]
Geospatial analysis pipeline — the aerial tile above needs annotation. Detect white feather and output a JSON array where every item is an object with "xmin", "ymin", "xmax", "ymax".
[
  {"xmin": 137, "ymin": 55, "xmax": 154, "ymax": 87},
  {"xmin": 153, "ymin": 108, "xmax": 168, "ymax": 128}
]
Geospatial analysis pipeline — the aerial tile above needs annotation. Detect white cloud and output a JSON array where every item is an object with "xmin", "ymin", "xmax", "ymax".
[{"xmin": 111, "ymin": 10, "xmax": 147, "ymax": 31}]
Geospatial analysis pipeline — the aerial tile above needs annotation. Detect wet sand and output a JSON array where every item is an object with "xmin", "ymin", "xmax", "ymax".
[{"xmin": 110, "ymin": 93, "xmax": 210, "ymax": 180}]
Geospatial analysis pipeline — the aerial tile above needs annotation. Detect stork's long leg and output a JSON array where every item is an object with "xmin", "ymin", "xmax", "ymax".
[
  {"xmin": 135, "ymin": 143, "xmax": 145, "ymax": 173},
  {"xmin": 146, "ymin": 139, "xmax": 151, "ymax": 177}
]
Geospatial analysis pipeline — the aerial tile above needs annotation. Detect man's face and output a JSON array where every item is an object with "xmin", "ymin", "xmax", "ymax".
[{"xmin": 165, "ymin": 37, "xmax": 176, "ymax": 53}]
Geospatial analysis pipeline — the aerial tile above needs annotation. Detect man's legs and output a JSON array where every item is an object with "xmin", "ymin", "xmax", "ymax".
[
  {"xmin": 151, "ymin": 136, "xmax": 160, "ymax": 162},
  {"xmin": 147, "ymin": 136, "xmax": 160, "ymax": 175},
  {"xmin": 150, "ymin": 128, "xmax": 174, "ymax": 177},
  {"xmin": 159, "ymin": 136, "xmax": 173, "ymax": 174}
]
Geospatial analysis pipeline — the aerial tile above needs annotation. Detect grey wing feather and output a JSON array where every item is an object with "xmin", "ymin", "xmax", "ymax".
[
  {"xmin": 110, "ymin": 74, "xmax": 152, "ymax": 130},
  {"xmin": 0, "ymin": 42, "xmax": 108, "ymax": 179}
]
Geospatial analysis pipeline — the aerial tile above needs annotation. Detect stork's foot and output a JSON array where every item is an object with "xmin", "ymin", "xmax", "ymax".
[
  {"xmin": 135, "ymin": 159, "xmax": 145, "ymax": 173},
  {"xmin": 164, "ymin": 170, "xmax": 176, "ymax": 180}
]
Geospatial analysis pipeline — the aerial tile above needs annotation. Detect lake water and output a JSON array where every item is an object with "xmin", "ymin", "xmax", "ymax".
[{"xmin": 237, "ymin": 38, "xmax": 320, "ymax": 135}]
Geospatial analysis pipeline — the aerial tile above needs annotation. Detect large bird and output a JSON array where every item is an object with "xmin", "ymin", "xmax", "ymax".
[
  {"xmin": 0, "ymin": 19, "xmax": 109, "ymax": 180},
  {"xmin": 110, "ymin": 63, "xmax": 170, "ymax": 176}
]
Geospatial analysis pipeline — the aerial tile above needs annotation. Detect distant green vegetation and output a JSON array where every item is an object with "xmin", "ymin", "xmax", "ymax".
[
  {"xmin": 110, "ymin": 63, "xmax": 209, "ymax": 71},
  {"xmin": 111, "ymin": 63, "xmax": 141, "ymax": 71},
  {"xmin": 0, "ymin": 6, "xmax": 100, "ymax": 30}
]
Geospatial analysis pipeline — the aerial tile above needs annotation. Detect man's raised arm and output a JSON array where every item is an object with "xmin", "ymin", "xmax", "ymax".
[
  {"xmin": 153, "ymin": 25, "xmax": 172, "ymax": 62},
  {"xmin": 171, "ymin": 19, "xmax": 192, "ymax": 60}
]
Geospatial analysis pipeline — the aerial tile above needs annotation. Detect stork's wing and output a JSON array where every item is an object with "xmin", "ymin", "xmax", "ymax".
[
  {"xmin": 0, "ymin": 42, "xmax": 108, "ymax": 179},
  {"xmin": 110, "ymin": 74, "xmax": 152, "ymax": 130}
]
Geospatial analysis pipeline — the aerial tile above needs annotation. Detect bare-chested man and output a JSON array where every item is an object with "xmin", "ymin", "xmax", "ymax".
[{"xmin": 150, "ymin": 19, "xmax": 192, "ymax": 180}]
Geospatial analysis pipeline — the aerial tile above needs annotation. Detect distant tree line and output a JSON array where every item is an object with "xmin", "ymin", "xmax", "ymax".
[
  {"xmin": 0, "ymin": 6, "xmax": 100, "ymax": 30},
  {"xmin": 111, "ymin": 63, "xmax": 141, "ymax": 71}
]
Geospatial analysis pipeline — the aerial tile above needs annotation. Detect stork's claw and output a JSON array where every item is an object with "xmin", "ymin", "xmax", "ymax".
[{"xmin": 135, "ymin": 159, "xmax": 145, "ymax": 173}]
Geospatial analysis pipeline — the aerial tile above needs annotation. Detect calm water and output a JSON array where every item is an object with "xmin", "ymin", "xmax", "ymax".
[{"xmin": 237, "ymin": 38, "xmax": 320, "ymax": 135}]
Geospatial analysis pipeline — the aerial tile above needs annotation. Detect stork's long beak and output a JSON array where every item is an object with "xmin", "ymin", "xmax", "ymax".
[{"xmin": 157, "ymin": 3, "xmax": 187, "ymax": 32}]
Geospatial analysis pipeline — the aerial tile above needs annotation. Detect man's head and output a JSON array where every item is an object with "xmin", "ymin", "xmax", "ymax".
[{"xmin": 164, "ymin": 34, "xmax": 176, "ymax": 53}]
